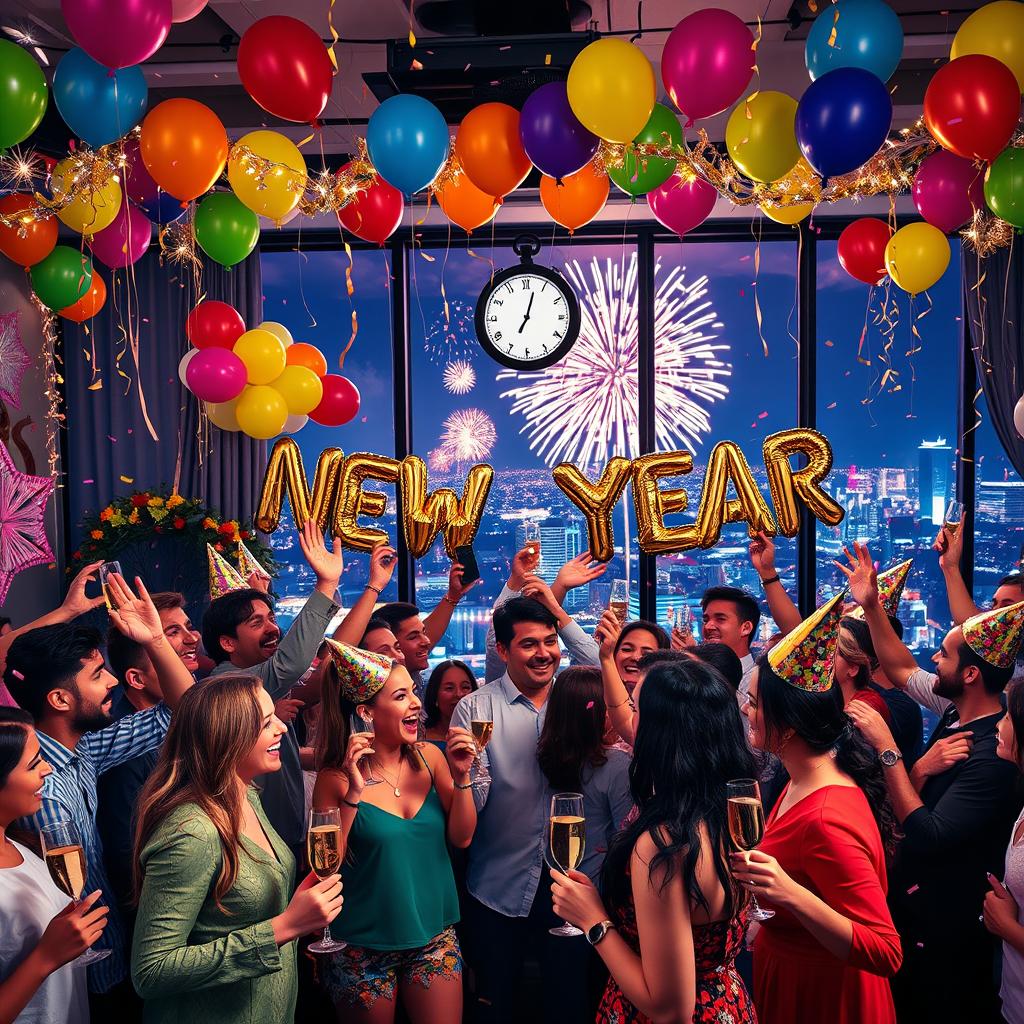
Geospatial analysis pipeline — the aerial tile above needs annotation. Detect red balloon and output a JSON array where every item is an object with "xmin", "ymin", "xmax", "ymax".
[
  {"xmin": 0, "ymin": 194, "xmax": 57, "ymax": 268},
  {"xmin": 837, "ymin": 218, "xmax": 893, "ymax": 286},
  {"xmin": 924, "ymin": 55, "xmax": 1021, "ymax": 162},
  {"xmin": 237, "ymin": 16, "xmax": 333, "ymax": 124},
  {"xmin": 336, "ymin": 162, "xmax": 404, "ymax": 243},
  {"xmin": 310, "ymin": 374, "xmax": 360, "ymax": 426},
  {"xmin": 186, "ymin": 301, "xmax": 246, "ymax": 350}
]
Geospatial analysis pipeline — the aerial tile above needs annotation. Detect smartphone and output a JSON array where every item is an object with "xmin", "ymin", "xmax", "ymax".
[{"xmin": 454, "ymin": 545, "xmax": 481, "ymax": 587}]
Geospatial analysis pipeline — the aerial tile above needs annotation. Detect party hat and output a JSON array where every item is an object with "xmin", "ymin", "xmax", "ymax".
[
  {"xmin": 324, "ymin": 638, "xmax": 394, "ymax": 703},
  {"xmin": 767, "ymin": 590, "xmax": 846, "ymax": 692},
  {"xmin": 237, "ymin": 540, "xmax": 271, "ymax": 582},
  {"xmin": 208, "ymin": 543, "xmax": 247, "ymax": 601},
  {"xmin": 847, "ymin": 558, "xmax": 913, "ymax": 620},
  {"xmin": 961, "ymin": 600, "xmax": 1024, "ymax": 669}
]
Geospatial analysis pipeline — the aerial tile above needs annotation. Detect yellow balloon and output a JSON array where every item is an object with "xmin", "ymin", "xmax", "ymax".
[
  {"xmin": 236, "ymin": 385, "xmax": 289, "ymax": 439},
  {"xmin": 205, "ymin": 396, "xmax": 242, "ymax": 432},
  {"xmin": 759, "ymin": 157, "xmax": 817, "ymax": 224},
  {"xmin": 884, "ymin": 222, "xmax": 951, "ymax": 295},
  {"xmin": 227, "ymin": 130, "xmax": 306, "ymax": 221},
  {"xmin": 233, "ymin": 328, "xmax": 287, "ymax": 385},
  {"xmin": 952, "ymin": 0, "xmax": 1024, "ymax": 90},
  {"xmin": 567, "ymin": 38, "xmax": 656, "ymax": 144},
  {"xmin": 725, "ymin": 92, "xmax": 800, "ymax": 184},
  {"xmin": 52, "ymin": 158, "xmax": 122, "ymax": 235},
  {"xmin": 270, "ymin": 365, "xmax": 324, "ymax": 416},
  {"xmin": 260, "ymin": 320, "xmax": 294, "ymax": 347}
]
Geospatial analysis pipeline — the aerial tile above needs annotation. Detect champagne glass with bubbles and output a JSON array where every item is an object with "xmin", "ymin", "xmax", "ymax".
[
  {"xmin": 470, "ymin": 692, "xmax": 494, "ymax": 789},
  {"xmin": 546, "ymin": 793, "xmax": 587, "ymax": 937},
  {"xmin": 350, "ymin": 710, "xmax": 380, "ymax": 786},
  {"xmin": 307, "ymin": 807, "xmax": 346, "ymax": 953},
  {"xmin": 727, "ymin": 779, "xmax": 775, "ymax": 921}
]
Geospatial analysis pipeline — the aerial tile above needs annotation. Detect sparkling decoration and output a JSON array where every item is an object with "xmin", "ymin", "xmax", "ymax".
[
  {"xmin": 28, "ymin": 297, "xmax": 62, "ymax": 479},
  {"xmin": 498, "ymin": 254, "xmax": 731, "ymax": 467},
  {"xmin": 439, "ymin": 408, "xmax": 497, "ymax": 464},
  {"xmin": 428, "ymin": 446, "xmax": 455, "ymax": 473},
  {"xmin": 0, "ymin": 439, "xmax": 54, "ymax": 603},
  {"xmin": 0, "ymin": 311, "xmax": 31, "ymax": 409},
  {"xmin": 442, "ymin": 359, "xmax": 477, "ymax": 395},
  {"xmin": 424, "ymin": 299, "xmax": 478, "ymax": 365}
]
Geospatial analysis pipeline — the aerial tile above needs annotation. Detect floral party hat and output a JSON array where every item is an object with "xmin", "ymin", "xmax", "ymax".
[
  {"xmin": 767, "ymin": 590, "xmax": 847, "ymax": 692},
  {"xmin": 961, "ymin": 600, "xmax": 1024, "ymax": 669},
  {"xmin": 236, "ymin": 540, "xmax": 271, "ymax": 583},
  {"xmin": 324, "ymin": 638, "xmax": 394, "ymax": 703},
  {"xmin": 208, "ymin": 543, "xmax": 247, "ymax": 601},
  {"xmin": 846, "ymin": 558, "xmax": 913, "ymax": 620}
]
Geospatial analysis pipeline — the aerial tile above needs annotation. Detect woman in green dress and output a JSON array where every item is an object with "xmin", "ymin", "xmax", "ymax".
[{"xmin": 131, "ymin": 674, "xmax": 343, "ymax": 1023}]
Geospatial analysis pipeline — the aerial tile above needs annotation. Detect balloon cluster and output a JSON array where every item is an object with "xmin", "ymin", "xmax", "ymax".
[{"xmin": 178, "ymin": 302, "xmax": 360, "ymax": 439}]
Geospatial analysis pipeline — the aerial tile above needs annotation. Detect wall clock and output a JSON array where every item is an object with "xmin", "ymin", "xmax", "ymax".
[{"xmin": 474, "ymin": 233, "xmax": 581, "ymax": 370}]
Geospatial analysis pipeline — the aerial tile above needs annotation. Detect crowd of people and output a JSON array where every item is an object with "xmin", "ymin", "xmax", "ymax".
[{"xmin": 1, "ymin": 515, "xmax": 1024, "ymax": 1024}]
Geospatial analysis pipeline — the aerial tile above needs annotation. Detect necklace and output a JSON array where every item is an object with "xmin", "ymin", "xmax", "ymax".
[{"xmin": 373, "ymin": 755, "xmax": 404, "ymax": 797}]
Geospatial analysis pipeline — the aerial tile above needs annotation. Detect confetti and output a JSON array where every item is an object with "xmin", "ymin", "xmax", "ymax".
[
  {"xmin": 119, "ymin": 475, "xmax": 134, "ymax": 484},
  {"xmin": 585, "ymin": 701, "xmax": 595, "ymax": 709},
  {"xmin": 87, "ymin": 380, "xmax": 103, "ymax": 391},
  {"xmin": 758, "ymin": 411, "xmax": 768, "ymax": 419},
  {"xmin": 82, "ymin": 479, "xmax": 94, "ymax": 484},
  {"xmin": 10, "ymin": 669, "xmax": 23, "ymax": 680},
  {"xmin": 826, "ymin": 402, "xmax": 837, "ymax": 410}
]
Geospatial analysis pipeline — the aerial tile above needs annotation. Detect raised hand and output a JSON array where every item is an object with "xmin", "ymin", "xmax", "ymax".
[
  {"xmin": 933, "ymin": 523, "xmax": 964, "ymax": 573},
  {"xmin": 246, "ymin": 570, "xmax": 272, "ymax": 595},
  {"xmin": 106, "ymin": 574, "xmax": 164, "ymax": 646},
  {"xmin": 298, "ymin": 519, "xmax": 344, "ymax": 592},
  {"xmin": 368, "ymin": 544, "xmax": 398, "ymax": 592},
  {"xmin": 446, "ymin": 561, "xmax": 482, "ymax": 604},
  {"xmin": 341, "ymin": 730, "xmax": 374, "ymax": 798},
  {"xmin": 834, "ymin": 541, "xmax": 879, "ymax": 611},
  {"xmin": 445, "ymin": 726, "xmax": 477, "ymax": 780},
  {"xmin": 522, "ymin": 575, "xmax": 562, "ymax": 617},
  {"xmin": 749, "ymin": 531, "xmax": 777, "ymax": 580},
  {"xmin": 61, "ymin": 561, "xmax": 105, "ymax": 617},
  {"xmin": 509, "ymin": 543, "xmax": 540, "ymax": 591},
  {"xmin": 595, "ymin": 609, "xmax": 622, "ymax": 659},
  {"xmin": 554, "ymin": 551, "xmax": 608, "ymax": 595}
]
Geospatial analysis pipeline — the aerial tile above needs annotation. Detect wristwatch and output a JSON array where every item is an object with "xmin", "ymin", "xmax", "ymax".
[
  {"xmin": 586, "ymin": 920, "xmax": 616, "ymax": 946},
  {"xmin": 879, "ymin": 748, "xmax": 902, "ymax": 768}
]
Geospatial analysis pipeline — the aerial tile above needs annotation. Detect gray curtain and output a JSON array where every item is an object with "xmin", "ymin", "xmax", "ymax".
[{"xmin": 962, "ymin": 240, "xmax": 1024, "ymax": 478}]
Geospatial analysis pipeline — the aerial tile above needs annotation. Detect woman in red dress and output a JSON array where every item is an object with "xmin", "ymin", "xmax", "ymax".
[
  {"xmin": 732, "ymin": 596, "xmax": 902, "ymax": 1024},
  {"xmin": 550, "ymin": 658, "xmax": 758, "ymax": 1023}
]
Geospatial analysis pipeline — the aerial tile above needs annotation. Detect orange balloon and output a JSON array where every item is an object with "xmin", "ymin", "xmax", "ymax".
[
  {"xmin": 140, "ymin": 99, "xmax": 229, "ymax": 202},
  {"xmin": 455, "ymin": 103, "xmax": 533, "ymax": 201},
  {"xmin": 59, "ymin": 270, "xmax": 106, "ymax": 323},
  {"xmin": 539, "ymin": 164, "xmax": 610, "ymax": 232},
  {"xmin": 286, "ymin": 342, "xmax": 328, "ymax": 377},
  {"xmin": 0, "ymin": 194, "xmax": 57, "ymax": 268},
  {"xmin": 435, "ymin": 168, "xmax": 499, "ymax": 233}
]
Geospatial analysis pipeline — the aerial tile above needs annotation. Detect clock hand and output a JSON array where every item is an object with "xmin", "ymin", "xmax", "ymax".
[{"xmin": 518, "ymin": 292, "xmax": 535, "ymax": 334}]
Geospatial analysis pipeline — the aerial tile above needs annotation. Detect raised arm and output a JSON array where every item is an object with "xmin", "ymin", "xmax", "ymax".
[
  {"xmin": 551, "ymin": 551, "xmax": 607, "ymax": 606},
  {"xmin": 596, "ymin": 611, "xmax": 634, "ymax": 745},
  {"xmin": 523, "ymin": 576, "xmax": 600, "ymax": 667},
  {"xmin": 332, "ymin": 545, "xmax": 397, "ymax": 646},
  {"xmin": 934, "ymin": 525, "xmax": 981, "ymax": 625},
  {"xmin": 749, "ymin": 532, "xmax": 802, "ymax": 635},
  {"xmin": 423, "ymin": 560, "xmax": 481, "ymax": 646}
]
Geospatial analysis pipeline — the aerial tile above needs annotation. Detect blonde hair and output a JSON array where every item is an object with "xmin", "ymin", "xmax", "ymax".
[
  {"xmin": 133, "ymin": 674, "xmax": 264, "ymax": 910},
  {"xmin": 837, "ymin": 627, "xmax": 873, "ymax": 686}
]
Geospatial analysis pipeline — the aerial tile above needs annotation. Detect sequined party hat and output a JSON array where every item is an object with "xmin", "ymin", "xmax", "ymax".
[
  {"xmin": 236, "ymin": 540, "xmax": 271, "ymax": 583},
  {"xmin": 846, "ymin": 558, "xmax": 913, "ymax": 620},
  {"xmin": 324, "ymin": 638, "xmax": 394, "ymax": 703},
  {"xmin": 207, "ymin": 543, "xmax": 247, "ymax": 600},
  {"xmin": 961, "ymin": 600, "xmax": 1024, "ymax": 669},
  {"xmin": 767, "ymin": 590, "xmax": 847, "ymax": 692}
]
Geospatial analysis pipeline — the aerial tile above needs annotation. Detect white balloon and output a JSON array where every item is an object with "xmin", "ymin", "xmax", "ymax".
[
  {"xmin": 178, "ymin": 348, "xmax": 198, "ymax": 388},
  {"xmin": 282, "ymin": 413, "xmax": 309, "ymax": 434},
  {"xmin": 1015, "ymin": 393, "xmax": 1024, "ymax": 437},
  {"xmin": 260, "ymin": 321, "xmax": 294, "ymax": 348}
]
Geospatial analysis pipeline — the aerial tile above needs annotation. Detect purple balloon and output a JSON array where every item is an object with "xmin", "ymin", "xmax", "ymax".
[
  {"xmin": 89, "ymin": 202, "xmax": 152, "ymax": 268},
  {"xmin": 520, "ymin": 82, "xmax": 600, "ymax": 181},
  {"xmin": 647, "ymin": 174, "xmax": 717, "ymax": 236},
  {"xmin": 61, "ymin": 0, "xmax": 172, "ymax": 70},
  {"xmin": 122, "ymin": 137, "xmax": 186, "ymax": 223},
  {"xmin": 186, "ymin": 349, "xmax": 247, "ymax": 403},
  {"xmin": 912, "ymin": 150, "xmax": 986, "ymax": 234},
  {"xmin": 662, "ymin": 8, "xmax": 755, "ymax": 124}
]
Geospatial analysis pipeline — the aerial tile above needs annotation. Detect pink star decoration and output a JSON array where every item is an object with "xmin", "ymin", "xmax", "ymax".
[
  {"xmin": 0, "ymin": 311, "xmax": 31, "ymax": 410},
  {"xmin": 0, "ymin": 440, "xmax": 54, "ymax": 604}
]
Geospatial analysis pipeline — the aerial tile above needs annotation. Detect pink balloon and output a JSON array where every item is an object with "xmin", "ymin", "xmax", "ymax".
[
  {"xmin": 171, "ymin": 0, "xmax": 207, "ymax": 22},
  {"xmin": 662, "ymin": 8, "xmax": 755, "ymax": 124},
  {"xmin": 186, "ymin": 349, "xmax": 247, "ymax": 403},
  {"xmin": 912, "ymin": 150, "xmax": 986, "ymax": 234},
  {"xmin": 61, "ymin": 0, "xmax": 172, "ymax": 69},
  {"xmin": 647, "ymin": 174, "xmax": 718, "ymax": 236},
  {"xmin": 89, "ymin": 202, "xmax": 152, "ymax": 268}
]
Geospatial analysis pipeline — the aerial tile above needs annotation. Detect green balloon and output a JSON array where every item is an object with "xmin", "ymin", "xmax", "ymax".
[
  {"xmin": 30, "ymin": 246, "xmax": 92, "ymax": 311},
  {"xmin": 985, "ymin": 148, "xmax": 1024, "ymax": 229},
  {"xmin": 0, "ymin": 40, "xmax": 48, "ymax": 150},
  {"xmin": 194, "ymin": 193, "xmax": 260, "ymax": 268},
  {"xmin": 607, "ymin": 103, "xmax": 683, "ymax": 198}
]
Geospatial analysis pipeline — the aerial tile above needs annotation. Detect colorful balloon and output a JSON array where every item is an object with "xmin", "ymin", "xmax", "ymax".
[
  {"xmin": 647, "ymin": 174, "xmax": 717, "ymax": 236},
  {"xmin": 30, "ymin": 246, "xmax": 93, "ymax": 310},
  {"xmin": 186, "ymin": 349, "xmax": 247, "ymax": 403},
  {"xmin": 366, "ymin": 94, "xmax": 450, "ymax": 195},
  {"xmin": 885, "ymin": 222, "xmax": 950, "ymax": 294},
  {"xmin": 539, "ymin": 164, "xmax": 609, "ymax": 233},
  {"xmin": 60, "ymin": 0, "xmax": 171, "ymax": 70},
  {"xmin": 435, "ymin": 168, "xmax": 498, "ymax": 234},
  {"xmin": 228, "ymin": 131, "xmax": 305, "ymax": 221},
  {"xmin": 234, "ymin": 328, "xmax": 287, "ymax": 385},
  {"xmin": 455, "ymin": 103, "xmax": 532, "ymax": 201},
  {"xmin": 805, "ymin": 0, "xmax": 904, "ymax": 82},
  {"xmin": 178, "ymin": 348, "xmax": 198, "ymax": 387},
  {"xmin": 121, "ymin": 137, "xmax": 185, "ymax": 223},
  {"xmin": 194, "ymin": 193, "xmax": 260, "ymax": 268},
  {"xmin": 236, "ymin": 385, "xmax": 289, "ymax": 439},
  {"xmin": 53, "ymin": 48, "xmax": 147, "ymax": 149},
  {"xmin": 310, "ymin": 374, "xmax": 360, "ymax": 426},
  {"xmin": 912, "ymin": 151, "xmax": 985, "ymax": 233},
  {"xmin": 140, "ymin": 98, "xmax": 229, "ymax": 202},
  {"xmin": 924, "ymin": 54, "xmax": 1021, "ymax": 162},
  {"xmin": 0, "ymin": 195, "xmax": 57, "ymax": 267},
  {"xmin": 59, "ymin": 270, "xmax": 106, "ymax": 323},
  {"xmin": 270, "ymin": 365, "xmax": 324, "ymax": 416},
  {"xmin": 89, "ymin": 201, "xmax": 152, "ymax": 268},
  {"xmin": 661, "ymin": 8, "xmax": 755, "ymax": 123},
  {"xmin": 566, "ymin": 39, "xmax": 656, "ymax": 144},
  {"xmin": 837, "ymin": 218, "xmax": 892, "ymax": 285},
  {"xmin": 171, "ymin": 0, "xmax": 207, "ymax": 21},
  {"xmin": 984, "ymin": 148, "xmax": 1024, "ymax": 228},
  {"xmin": 205, "ymin": 396, "xmax": 242, "ymax": 432},
  {"xmin": 607, "ymin": 102, "xmax": 682, "ymax": 198},
  {"xmin": 286, "ymin": 343, "xmax": 328, "ymax": 377},
  {"xmin": 760, "ymin": 158, "xmax": 817, "ymax": 225},
  {"xmin": 336, "ymin": 163, "xmax": 404, "ymax": 243},
  {"xmin": 952, "ymin": 1, "xmax": 1024, "ymax": 90},
  {"xmin": 281, "ymin": 414, "xmax": 309, "ymax": 434},
  {"xmin": 519, "ymin": 82, "xmax": 599, "ymax": 181},
  {"xmin": 260, "ymin": 322, "xmax": 293, "ymax": 348},
  {"xmin": 726, "ymin": 92, "xmax": 800, "ymax": 184},
  {"xmin": 0, "ymin": 40, "xmax": 48, "ymax": 150},
  {"xmin": 187, "ymin": 301, "xmax": 245, "ymax": 351},
  {"xmin": 52, "ymin": 157, "xmax": 122, "ymax": 235}
]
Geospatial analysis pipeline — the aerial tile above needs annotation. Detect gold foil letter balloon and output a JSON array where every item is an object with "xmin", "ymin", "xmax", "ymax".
[
  {"xmin": 255, "ymin": 439, "xmax": 345, "ymax": 535},
  {"xmin": 762, "ymin": 428, "xmax": 844, "ymax": 536},
  {"xmin": 631, "ymin": 451, "xmax": 700, "ymax": 555},
  {"xmin": 692, "ymin": 441, "xmax": 776, "ymax": 548},
  {"xmin": 551, "ymin": 458, "xmax": 632, "ymax": 563},
  {"xmin": 334, "ymin": 453, "xmax": 401, "ymax": 551},
  {"xmin": 399, "ymin": 458, "xmax": 494, "ymax": 558}
]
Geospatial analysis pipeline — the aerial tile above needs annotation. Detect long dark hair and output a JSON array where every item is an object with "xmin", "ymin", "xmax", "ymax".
[
  {"xmin": 538, "ymin": 667, "xmax": 607, "ymax": 791},
  {"xmin": 756, "ymin": 655, "xmax": 899, "ymax": 859},
  {"xmin": 423, "ymin": 660, "xmax": 477, "ymax": 728},
  {"xmin": 1006, "ymin": 678, "xmax": 1024, "ymax": 768},
  {"xmin": 0, "ymin": 707, "xmax": 33, "ymax": 790},
  {"xmin": 602, "ymin": 660, "xmax": 756, "ymax": 918}
]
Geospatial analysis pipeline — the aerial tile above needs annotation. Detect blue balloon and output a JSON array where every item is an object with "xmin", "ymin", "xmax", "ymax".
[
  {"xmin": 54, "ymin": 48, "xmax": 148, "ymax": 149},
  {"xmin": 805, "ymin": 0, "xmax": 903, "ymax": 82},
  {"xmin": 796, "ymin": 67, "xmax": 892, "ymax": 180},
  {"xmin": 135, "ymin": 194, "xmax": 186, "ymax": 224},
  {"xmin": 366, "ymin": 94, "xmax": 450, "ymax": 196}
]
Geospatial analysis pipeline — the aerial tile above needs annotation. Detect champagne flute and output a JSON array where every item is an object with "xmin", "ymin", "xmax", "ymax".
[
  {"xmin": 470, "ymin": 694, "xmax": 493, "ymax": 789},
  {"xmin": 944, "ymin": 499, "xmax": 964, "ymax": 535},
  {"xmin": 350, "ymin": 711, "xmax": 380, "ymax": 787},
  {"xmin": 39, "ymin": 820, "xmax": 111, "ymax": 965},
  {"xmin": 98, "ymin": 561, "xmax": 123, "ymax": 611},
  {"xmin": 547, "ymin": 792, "xmax": 587, "ymax": 937},
  {"xmin": 674, "ymin": 606, "xmax": 694, "ymax": 644},
  {"xmin": 523, "ymin": 520, "xmax": 541, "ymax": 572},
  {"xmin": 306, "ymin": 808, "xmax": 346, "ymax": 954},
  {"xmin": 609, "ymin": 579, "xmax": 628, "ymax": 626},
  {"xmin": 726, "ymin": 779, "xmax": 775, "ymax": 922}
]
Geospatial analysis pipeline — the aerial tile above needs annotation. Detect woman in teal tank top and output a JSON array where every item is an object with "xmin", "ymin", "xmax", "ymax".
[{"xmin": 313, "ymin": 641, "xmax": 478, "ymax": 1023}]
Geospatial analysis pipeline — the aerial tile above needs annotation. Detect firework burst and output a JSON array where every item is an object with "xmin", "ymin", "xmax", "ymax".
[
  {"xmin": 424, "ymin": 298, "xmax": 478, "ymax": 365},
  {"xmin": 439, "ymin": 408, "xmax": 497, "ymax": 463},
  {"xmin": 443, "ymin": 359, "xmax": 477, "ymax": 395},
  {"xmin": 497, "ymin": 255, "xmax": 731, "ymax": 467},
  {"xmin": 428, "ymin": 446, "xmax": 455, "ymax": 473}
]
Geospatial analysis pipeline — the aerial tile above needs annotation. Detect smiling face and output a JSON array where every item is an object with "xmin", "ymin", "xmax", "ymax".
[
  {"xmin": 236, "ymin": 686, "xmax": 287, "ymax": 781},
  {"xmin": 363, "ymin": 626, "xmax": 406, "ymax": 666},
  {"xmin": 497, "ymin": 621, "xmax": 560, "ymax": 693},
  {"xmin": 997, "ymin": 708, "xmax": 1019, "ymax": 765},
  {"xmin": 931, "ymin": 627, "xmax": 970, "ymax": 701},
  {"xmin": 702, "ymin": 600, "xmax": 753, "ymax": 656},
  {"xmin": 435, "ymin": 667, "xmax": 476, "ymax": 722},
  {"xmin": 159, "ymin": 607, "xmax": 201, "ymax": 673},
  {"xmin": 393, "ymin": 615, "xmax": 432, "ymax": 672},
  {"xmin": 51, "ymin": 649, "xmax": 118, "ymax": 733},
  {"xmin": 362, "ymin": 665, "xmax": 422, "ymax": 746},
  {"xmin": 615, "ymin": 628, "xmax": 661, "ymax": 690},
  {"xmin": 221, "ymin": 598, "xmax": 280, "ymax": 668},
  {"xmin": 0, "ymin": 726, "xmax": 51, "ymax": 823}
]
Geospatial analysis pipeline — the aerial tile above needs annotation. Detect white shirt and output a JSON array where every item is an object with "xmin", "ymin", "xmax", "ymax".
[
  {"xmin": 1002, "ymin": 807, "xmax": 1024, "ymax": 1024},
  {"xmin": 0, "ymin": 840, "xmax": 87, "ymax": 1024},
  {"xmin": 904, "ymin": 668, "xmax": 955, "ymax": 720}
]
